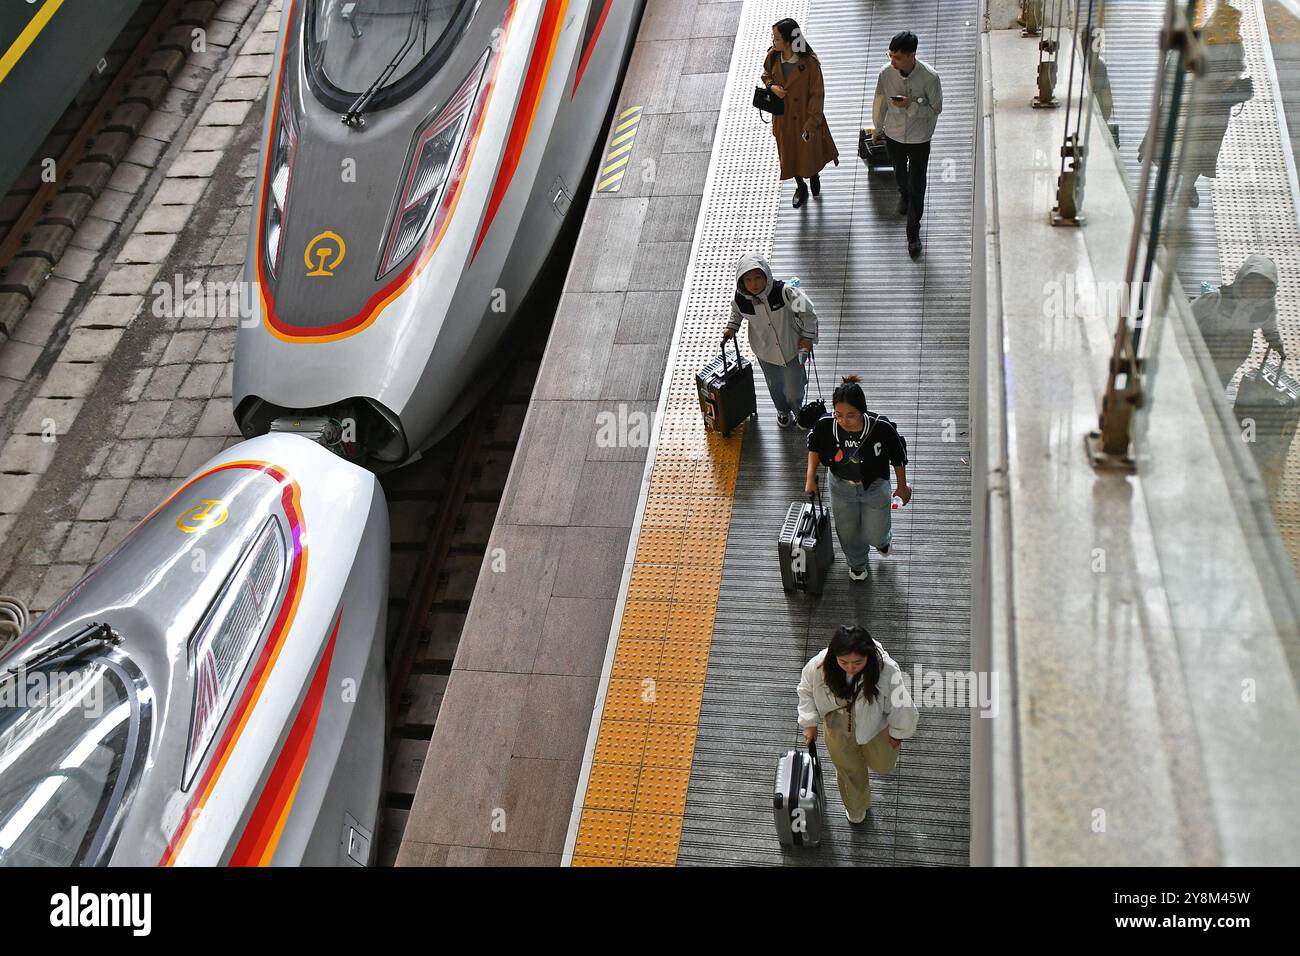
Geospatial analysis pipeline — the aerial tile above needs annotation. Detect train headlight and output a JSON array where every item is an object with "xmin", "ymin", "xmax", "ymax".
[
  {"xmin": 264, "ymin": 100, "xmax": 297, "ymax": 278},
  {"xmin": 379, "ymin": 50, "xmax": 489, "ymax": 278},
  {"xmin": 183, "ymin": 517, "xmax": 287, "ymax": 789}
]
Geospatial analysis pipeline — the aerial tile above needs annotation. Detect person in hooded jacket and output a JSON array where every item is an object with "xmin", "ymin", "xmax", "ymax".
[
  {"xmin": 724, "ymin": 252, "xmax": 818, "ymax": 428},
  {"xmin": 761, "ymin": 18, "xmax": 839, "ymax": 208},
  {"xmin": 797, "ymin": 625, "xmax": 919, "ymax": 823},
  {"xmin": 1192, "ymin": 254, "xmax": 1286, "ymax": 389}
]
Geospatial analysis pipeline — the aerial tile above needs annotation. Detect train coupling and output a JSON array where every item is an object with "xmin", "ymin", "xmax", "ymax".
[{"xmin": 269, "ymin": 415, "xmax": 345, "ymax": 449}]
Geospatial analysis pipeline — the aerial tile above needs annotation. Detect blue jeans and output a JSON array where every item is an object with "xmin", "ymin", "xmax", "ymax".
[
  {"xmin": 829, "ymin": 473, "xmax": 892, "ymax": 570},
  {"xmin": 757, "ymin": 356, "xmax": 806, "ymax": 417}
]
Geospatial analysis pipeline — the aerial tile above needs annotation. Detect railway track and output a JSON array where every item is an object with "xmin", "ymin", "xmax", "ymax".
[{"xmin": 375, "ymin": 328, "xmax": 545, "ymax": 865}]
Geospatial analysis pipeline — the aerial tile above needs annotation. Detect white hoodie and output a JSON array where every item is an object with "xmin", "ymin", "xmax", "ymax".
[
  {"xmin": 725, "ymin": 253, "xmax": 818, "ymax": 365},
  {"xmin": 797, "ymin": 642, "xmax": 920, "ymax": 745}
]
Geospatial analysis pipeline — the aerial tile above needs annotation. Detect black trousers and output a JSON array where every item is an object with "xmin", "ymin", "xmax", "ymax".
[{"xmin": 885, "ymin": 136, "xmax": 932, "ymax": 242}]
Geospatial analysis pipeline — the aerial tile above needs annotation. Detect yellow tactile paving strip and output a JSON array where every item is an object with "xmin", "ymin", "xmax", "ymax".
[
  {"xmin": 570, "ymin": 0, "xmax": 807, "ymax": 866},
  {"xmin": 1209, "ymin": 0, "xmax": 1300, "ymax": 572}
]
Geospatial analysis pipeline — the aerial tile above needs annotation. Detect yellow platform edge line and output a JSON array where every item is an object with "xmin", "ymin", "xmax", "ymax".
[{"xmin": 570, "ymin": 1, "xmax": 802, "ymax": 868}]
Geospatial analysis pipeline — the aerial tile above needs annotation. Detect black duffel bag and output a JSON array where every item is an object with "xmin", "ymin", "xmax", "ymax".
[
  {"xmin": 754, "ymin": 85, "xmax": 785, "ymax": 119},
  {"xmin": 797, "ymin": 351, "xmax": 827, "ymax": 429}
]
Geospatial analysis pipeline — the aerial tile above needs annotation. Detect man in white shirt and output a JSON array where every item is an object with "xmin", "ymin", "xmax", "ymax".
[{"xmin": 872, "ymin": 31, "xmax": 943, "ymax": 258}]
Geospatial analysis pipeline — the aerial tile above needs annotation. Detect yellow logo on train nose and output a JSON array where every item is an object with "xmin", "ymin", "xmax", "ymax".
[
  {"xmin": 176, "ymin": 499, "xmax": 230, "ymax": 534},
  {"xmin": 305, "ymin": 230, "xmax": 346, "ymax": 277}
]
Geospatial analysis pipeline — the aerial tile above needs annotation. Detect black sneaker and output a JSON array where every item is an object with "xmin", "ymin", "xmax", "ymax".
[
  {"xmin": 811, "ymin": 175, "xmax": 821, "ymax": 198},
  {"xmin": 896, "ymin": 195, "xmax": 909, "ymax": 216},
  {"xmin": 908, "ymin": 238, "xmax": 922, "ymax": 258},
  {"xmin": 793, "ymin": 186, "xmax": 808, "ymax": 209}
]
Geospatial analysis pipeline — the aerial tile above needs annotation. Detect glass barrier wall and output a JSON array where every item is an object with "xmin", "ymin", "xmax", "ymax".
[
  {"xmin": 1029, "ymin": 0, "xmax": 1300, "ymax": 668},
  {"xmin": 1070, "ymin": 0, "xmax": 1300, "ymax": 667}
]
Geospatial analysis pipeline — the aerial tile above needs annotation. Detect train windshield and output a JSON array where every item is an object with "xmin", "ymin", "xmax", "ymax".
[
  {"xmin": 0, "ymin": 654, "xmax": 145, "ymax": 866},
  {"xmin": 307, "ymin": 0, "xmax": 473, "ymax": 110}
]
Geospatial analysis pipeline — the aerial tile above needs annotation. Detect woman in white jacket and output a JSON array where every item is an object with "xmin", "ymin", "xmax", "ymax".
[{"xmin": 797, "ymin": 625, "xmax": 919, "ymax": 822}]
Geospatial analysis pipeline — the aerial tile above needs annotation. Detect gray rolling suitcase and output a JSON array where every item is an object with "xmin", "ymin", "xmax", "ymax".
[
  {"xmin": 778, "ymin": 489, "xmax": 833, "ymax": 595},
  {"xmin": 775, "ymin": 742, "xmax": 825, "ymax": 848}
]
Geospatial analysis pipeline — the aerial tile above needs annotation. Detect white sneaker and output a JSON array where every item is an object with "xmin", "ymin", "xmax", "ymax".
[
  {"xmin": 776, "ymin": 412, "xmax": 792, "ymax": 428},
  {"xmin": 848, "ymin": 565, "xmax": 869, "ymax": 581},
  {"xmin": 846, "ymin": 808, "xmax": 868, "ymax": 824}
]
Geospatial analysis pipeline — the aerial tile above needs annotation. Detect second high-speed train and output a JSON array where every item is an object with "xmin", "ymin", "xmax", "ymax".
[
  {"xmin": 234, "ymin": 0, "xmax": 644, "ymax": 467},
  {"xmin": 0, "ymin": 434, "xmax": 389, "ymax": 866}
]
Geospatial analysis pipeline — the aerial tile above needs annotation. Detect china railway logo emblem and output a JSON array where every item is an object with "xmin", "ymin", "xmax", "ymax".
[
  {"xmin": 177, "ymin": 499, "xmax": 230, "ymax": 534},
  {"xmin": 305, "ymin": 230, "xmax": 346, "ymax": 277}
]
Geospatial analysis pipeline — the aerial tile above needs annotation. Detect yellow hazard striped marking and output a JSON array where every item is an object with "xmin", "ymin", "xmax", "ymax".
[
  {"xmin": 597, "ymin": 105, "xmax": 642, "ymax": 193},
  {"xmin": 0, "ymin": 0, "xmax": 64, "ymax": 87}
]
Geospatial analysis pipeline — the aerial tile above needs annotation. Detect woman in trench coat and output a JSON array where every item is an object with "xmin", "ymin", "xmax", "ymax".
[
  {"xmin": 1139, "ymin": 1, "xmax": 1252, "ymax": 208},
  {"xmin": 761, "ymin": 18, "xmax": 839, "ymax": 208}
]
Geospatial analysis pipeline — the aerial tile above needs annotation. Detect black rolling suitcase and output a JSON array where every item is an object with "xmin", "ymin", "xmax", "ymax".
[
  {"xmin": 778, "ymin": 489, "xmax": 833, "ymax": 595},
  {"xmin": 696, "ymin": 337, "xmax": 756, "ymax": 437},
  {"xmin": 774, "ymin": 742, "xmax": 825, "ymax": 848},
  {"xmin": 858, "ymin": 126, "xmax": 892, "ymax": 169},
  {"xmin": 1233, "ymin": 349, "xmax": 1300, "ymax": 498}
]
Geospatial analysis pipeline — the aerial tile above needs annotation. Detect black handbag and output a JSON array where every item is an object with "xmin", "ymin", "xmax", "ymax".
[
  {"xmin": 797, "ymin": 351, "xmax": 827, "ymax": 429},
  {"xmin": 754, "ymin": 85, "xmax": 785, "ymax": 117}
]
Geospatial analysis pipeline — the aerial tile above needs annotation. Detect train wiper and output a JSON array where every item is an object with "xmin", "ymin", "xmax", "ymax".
[
  {"xmin": 0, "ymin": 622, "xmax": 122, "ymax": 685},
  {"xmin": 342, "ymin": 0, "xmax": 431, "ymax": 128}
]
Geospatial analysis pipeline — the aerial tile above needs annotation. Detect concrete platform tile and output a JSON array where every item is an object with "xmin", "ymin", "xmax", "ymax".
[
  {"xmin": 401, "ymin": 670, "xmax": 531, "ymax": 847},
  {"xmin": 532, "ymin": 596, "xmax": 618, "ymax": 677},
  {"xmin": 509, "ymin": 674, "xmax": 600, "ymax": 762},
  {"xmin": 552, "ymin": 524, "xmax": 632, "ymax": 599},
  {"xmin": 454, "ymin": 523, "xmax": 562, "ymax": 673},
  {"xmin": 488, "ymin": 756, "xmax": 582, "ymax": 855}
]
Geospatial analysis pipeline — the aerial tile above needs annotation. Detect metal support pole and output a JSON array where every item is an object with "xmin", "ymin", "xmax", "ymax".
[
  {"xmin": 1086, "ymin": 0, "xmax": 1195, "ymax": 472},
  {"xmin": 1021, "ymin": 0, "xmax": 1044, "ymax": 36},
  {"xmin": 1032, "ymin": 0, "xmax": 1067, "ymax": 107},
  {"xmin": 1086, "ymin": 317, "xmax": 1142, "ymax": 470},
  {"xmin": 1052, "ymin": 0, "xmax": 1097, "ymax": 224}
]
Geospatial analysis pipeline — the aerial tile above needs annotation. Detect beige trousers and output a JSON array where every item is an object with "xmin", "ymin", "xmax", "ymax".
[{"xmin": 823, "ymin": 717, "xmax": 900, "ymax": 817}]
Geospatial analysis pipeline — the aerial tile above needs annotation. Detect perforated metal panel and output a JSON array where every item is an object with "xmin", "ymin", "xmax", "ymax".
[{"xmin": 679, "ymin": 0, "xmax": 979, "ymax": 867}]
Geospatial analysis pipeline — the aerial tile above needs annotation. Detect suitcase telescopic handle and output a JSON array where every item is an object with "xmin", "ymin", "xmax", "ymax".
[
  {"xmin": 807, "ymin": 486, "xmax": 826, "ymax": 523},
  {"xmin": 805, "ymin": 740, "xmax": 822, "ymax": 792},
  {"xmin": 721, "ymin": 335, "xmax": 741, "ymax": 370}
]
